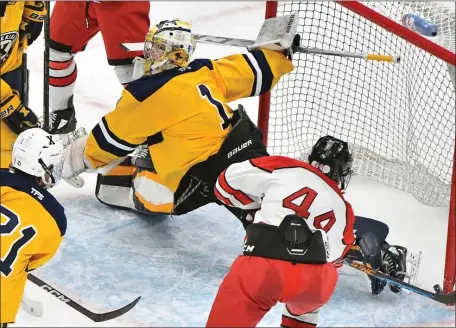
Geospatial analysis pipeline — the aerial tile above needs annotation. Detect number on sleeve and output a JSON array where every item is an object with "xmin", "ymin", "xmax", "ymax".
[
  {"xmin": 1, "ymin": 205, "xmax": 37, "ymax": 277},
  {"xmin": 283, "ymin": 187, "xmax": 337, "ymax": 232},
  {"xmin": 197, "ymin": 84, "xmax": 231, "ymax": 130}
]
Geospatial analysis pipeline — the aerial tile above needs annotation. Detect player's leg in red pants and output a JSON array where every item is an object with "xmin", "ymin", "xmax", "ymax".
[
  {"xmin": 206, "ymin": 255, "xmax": 338, "ymax": 327},
  {"xmin": 49, "ymin": 2, "xmax": 100, "ymax": 110},
  {"xmin": 94, "ymin": 1, "xmax": 150, "ymax": 84}
]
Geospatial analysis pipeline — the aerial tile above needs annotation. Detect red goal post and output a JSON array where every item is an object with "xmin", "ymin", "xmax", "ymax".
[{"xmin": 258, "ymin": 1, "xmax": 456, "ymax": 294}]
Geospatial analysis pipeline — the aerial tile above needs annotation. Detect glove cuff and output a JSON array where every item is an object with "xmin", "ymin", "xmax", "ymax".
[{"xmin": 23, "ymin": 1, "xmax": 47, "ymax": 23}]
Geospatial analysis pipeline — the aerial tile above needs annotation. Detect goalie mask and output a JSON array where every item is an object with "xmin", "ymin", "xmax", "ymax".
[
  {"xmin": 11, "ymin": 128, "xmax": 64, "ymax": 189},
  {"xmin": 308, "ymin": 135, "xmax": 354, "ymax": 192},
  {"xmin": 142, "ymin": 19, "xmax": 196, "ymax": 76}
]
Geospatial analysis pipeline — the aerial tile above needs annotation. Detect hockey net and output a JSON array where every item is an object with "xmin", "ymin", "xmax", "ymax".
[{"xmin": 258, "ymin": 1, "xmax": 455, "ymax": 293}]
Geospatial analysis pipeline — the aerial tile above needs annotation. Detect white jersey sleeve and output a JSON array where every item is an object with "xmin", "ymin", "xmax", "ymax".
[{"xmin": 214, "ymin": 155, "xmax": 356, "ymax": 263}]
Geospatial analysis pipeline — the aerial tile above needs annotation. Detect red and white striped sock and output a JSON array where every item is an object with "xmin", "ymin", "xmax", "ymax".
[{"xmin": 49, "ymin": 49, "xmax": 77, "ymax": 110}]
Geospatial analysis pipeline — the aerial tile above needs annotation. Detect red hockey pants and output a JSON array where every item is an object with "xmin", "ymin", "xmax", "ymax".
[
  {"xmin": 206, "ymin": 255, "xmax": 338, "ymax": 327},
  {"xmin": 50, "ymin": 1, "xmax": 149, "ymax": 64}
]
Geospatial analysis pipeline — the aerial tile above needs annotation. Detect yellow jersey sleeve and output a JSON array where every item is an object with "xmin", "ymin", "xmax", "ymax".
[
  {"xmin": 211, "ymin": 49, "xmax": 294, "ymax": 102},
  {"xmin": 84, "ymin": 61, "xmax": 217, "ymax": 169},
  {"xmin": 84, "ymin": 89, "xmax": 148, "ymax": 168},
  {"xmin": 0, "ymin": 2, "xmax": 25, "ymax": 75}
]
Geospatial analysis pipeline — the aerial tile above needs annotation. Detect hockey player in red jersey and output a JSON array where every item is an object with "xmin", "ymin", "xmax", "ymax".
[
  {"xmin": 48, "ymin": 1, "xmax": 150, "ymax": 134},
  {"xmin": 206, "ymin": 136, "xmax": 356, "ymax": 327}
]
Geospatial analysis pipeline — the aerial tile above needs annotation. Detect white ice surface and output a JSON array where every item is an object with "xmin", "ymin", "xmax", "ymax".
[{"xmin": 11, "ymin": 2, "xmax": 455, "ymax": 327}]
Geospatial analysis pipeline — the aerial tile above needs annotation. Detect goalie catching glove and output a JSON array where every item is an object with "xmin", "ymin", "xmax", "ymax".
[
  {"xmin": 247, "ymin": 11, "xmax": 300, "ymax": 59},
  {"xmin": 60, "ymin": 127, "xmax": 90, "ymax": 188},
  {"xmin": 60, "ymin": 127, "xmax": 127, "ymax": 188}
]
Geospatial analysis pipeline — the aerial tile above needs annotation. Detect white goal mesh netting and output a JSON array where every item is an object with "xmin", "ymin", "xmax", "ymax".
[{"xmin": 266, "ymin": 1, "xmax": 455, "ymax": 206}]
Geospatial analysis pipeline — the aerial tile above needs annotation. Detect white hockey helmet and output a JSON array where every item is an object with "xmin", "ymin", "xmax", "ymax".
[
  {"xmin": 12, "ymin": 128, "xmax": 64, "ymax": 188},
  {"xmin": 143, "ymin": 19, "xmax": 196, "ymax": 75}
]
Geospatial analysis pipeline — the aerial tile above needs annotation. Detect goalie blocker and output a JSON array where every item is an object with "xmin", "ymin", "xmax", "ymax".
[{"xmin": 95, "ymin": 105, "xmax": 268, "ymax": 221}]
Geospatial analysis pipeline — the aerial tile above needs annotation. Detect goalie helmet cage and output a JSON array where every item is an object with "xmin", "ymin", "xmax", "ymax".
[{"xmin": 258, "ymin": 1, "xmax": 456, "ymax": 294}]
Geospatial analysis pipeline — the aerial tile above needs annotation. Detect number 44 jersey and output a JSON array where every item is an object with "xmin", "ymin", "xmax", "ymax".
[
  {"xmin": 83, "ymin": 49, "xmax": 293, "ymax": 192},
  {"xmin": 214, "ymin": 156, "xmax": 356, "ymax": 264},
  {"xmin": 0, "ymin": 170, "xmax": 67, "ymax": 324}
]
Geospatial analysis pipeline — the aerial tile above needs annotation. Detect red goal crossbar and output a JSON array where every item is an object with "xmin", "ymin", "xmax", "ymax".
[{"xmin": 259, "ymin": 0, "xmax": 456, "ymax": 294}]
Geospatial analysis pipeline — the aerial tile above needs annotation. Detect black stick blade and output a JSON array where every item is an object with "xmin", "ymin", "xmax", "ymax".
[
  {"xmin": 27, "ymin": 274, "xmax": 141, "ymax": 322},
  {"xmin": 91, "ymin": 296, "xmax": 141, "ymax": 322}
]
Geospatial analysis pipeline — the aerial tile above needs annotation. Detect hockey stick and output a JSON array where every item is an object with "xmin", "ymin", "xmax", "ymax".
[
  {"xmin": 42, "ymin": 1, "xmax": 50, "ymax": 132},
  {"xmin": 27, "ymin": 274, "xmax": 141, "ymax": 322},
  {"xmin": 22, "ymin": 51, "xmax": 29, "ymax": 107},
  {"xmin": 345, "ymin": 258, "xmax": 456, "ymax": 305},
  {"xmin": 121, "ymin": 33, "xmax": 399, "ymax": 63}
]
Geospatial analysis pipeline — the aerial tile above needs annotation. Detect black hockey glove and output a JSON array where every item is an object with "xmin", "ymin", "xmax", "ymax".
[
  {"xmin": 1, "ymin": 93, "xmax": 39, "ymax": 134},
  {"xmin": 224, "ymin": 206, "xmax": 255, "ymax": 230},
  {"xmin": 20, "ymin": 1, "xmax": 47, "ymax": 46}
]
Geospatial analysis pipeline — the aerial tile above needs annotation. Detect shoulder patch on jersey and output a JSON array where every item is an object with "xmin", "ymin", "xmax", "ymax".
[
  {"xmin": 126, "ymin": 59, "xmax": 214, "ymax": 102},
  {"xmin": 0, "ymin": 31, "xmax": 19, "ymax": 66},
  {"xmin": 0, "ymin": 170, "xmax": 67, "ymax": 236}
]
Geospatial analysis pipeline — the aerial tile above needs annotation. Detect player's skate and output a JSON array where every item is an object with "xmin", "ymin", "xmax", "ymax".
[
  {"xmin": 381, "ymin": 245, "xmax": 422, "ymax": 294},
  {"xmin": 49, "ymin": 96, "xmax": 77, "ymax": 134}
]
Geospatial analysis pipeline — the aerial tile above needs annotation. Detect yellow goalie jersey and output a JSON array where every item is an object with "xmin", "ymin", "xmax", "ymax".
[
  {"xmin": 1, "ymin": 2, "xmax": 26, "ymax": 169},
  {"xmin": 0, "ymin": 170, "xmax": 67, "ymax": 324},
  {"xmin": 85, "ymin": 49, "xmax": 294, "ymax": 192}
]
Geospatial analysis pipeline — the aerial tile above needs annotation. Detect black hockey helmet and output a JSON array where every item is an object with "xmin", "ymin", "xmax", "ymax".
[{"xmin": 308, "ymin": 135, "xmax": 354, "ymax": 191}]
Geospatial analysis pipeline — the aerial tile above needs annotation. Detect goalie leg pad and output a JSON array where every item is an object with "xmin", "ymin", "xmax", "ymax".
[
  {"xmin": 132, "ymin": 169, "xmax": 173, "ymax": 214},
  {"xmin": 95, "ymin": 159, "xmax": 136, "ymax": 210},
  {"xmin": 95, "ymin": 157, "xmax": 173, "ymax": 214}
]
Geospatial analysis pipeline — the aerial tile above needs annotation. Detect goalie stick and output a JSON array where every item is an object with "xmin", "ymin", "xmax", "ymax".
[
  {"xmin": 27, "ymin": 274, "xmax": 141, "ymax": 322},
  {"xmin": 345, "ymin": 258, "xmax": 456, "ymax": 305},
  {"xmin": 121, "ymin": 33, "xmax": 399, "ymax": 63}
]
